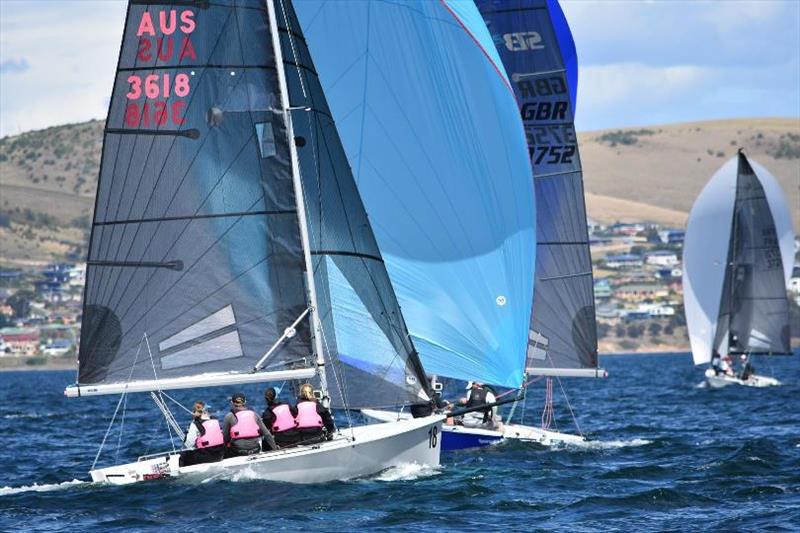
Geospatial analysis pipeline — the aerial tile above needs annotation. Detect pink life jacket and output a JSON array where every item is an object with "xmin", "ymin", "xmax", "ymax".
[
  {"xmin": 229, "ymin": 409, "xmax": 261, "ymax": 440},
  {"xmin": 295, "ymin": 401, "xmax": 323, "ymax": 430},
  {"xmin": 195, "ymin": 419, "xmax": 224, "ymax": 449},
  {"xmin": 271, "ymin": 403, "xmax": 297, "ymax": 433}
]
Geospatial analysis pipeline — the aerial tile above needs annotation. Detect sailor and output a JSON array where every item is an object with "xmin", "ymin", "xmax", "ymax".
[
  {"xmin": 222, "ymin": 392, "xmax": 277, "ymax": 457},
  {"xmin": 710, "ymin": 351, "xmax": 723, "ymax": 376},
  {"xmin": 739, "ymin": 354, "xmax": 755, "ymax": 381},
  {"xmin": 179, "ymin": 401, "xmax": 225, "ymax": 467},
  {"xmin": 262, "ymin": 387, "xmax": 299, "ymax": 448},
  {"xmin": 459, "ymin": 381, "xmax": 501, "ymax": 430},
  {"xmin": 294, "ymin": 383, "xmax": 336, "ymax": 445},
  {"xmin": 720, "ymin": 355, "xmax": 735, "ymax": 376}
]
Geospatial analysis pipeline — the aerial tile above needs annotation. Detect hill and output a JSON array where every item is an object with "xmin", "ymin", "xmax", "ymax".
[
  {"xmin": 579, "ymin": 118, "xmax": 800, "ymax": 229},
  {"xmin": 0, "ymin": 117, "xmax": 798, "ymax": 264}
]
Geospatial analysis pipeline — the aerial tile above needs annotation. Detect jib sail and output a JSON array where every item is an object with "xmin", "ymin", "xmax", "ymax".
[
  {"xmin": 477, "ymin": 0, "xmax": 602, "ymax": 377},
  {"xmin": 684, "ymin": 151, "xmax": 794, "ymax": 365},
  {"xmin": 276, "ymin": 0, "xmax": 430, "ymax": 408},
  {"xmin": 295, "ymin": 1, "xmax": 536, "ymax": 389}
]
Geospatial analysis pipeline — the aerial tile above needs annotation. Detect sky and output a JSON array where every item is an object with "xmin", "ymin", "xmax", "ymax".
[{"xmin": 0, "ymin": 0, "xmax": 798, "ymax": 137}]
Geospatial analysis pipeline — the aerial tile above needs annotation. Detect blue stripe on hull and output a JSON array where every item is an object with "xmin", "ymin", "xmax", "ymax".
[{"xmin": 441, "ymin": 427, "xmax": 503, "ymax": 451}]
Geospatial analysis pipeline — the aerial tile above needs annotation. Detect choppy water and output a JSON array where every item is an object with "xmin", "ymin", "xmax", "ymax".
[{"xmin": 1, "ymin": 352, "xmax": 798, "ymax": 531}]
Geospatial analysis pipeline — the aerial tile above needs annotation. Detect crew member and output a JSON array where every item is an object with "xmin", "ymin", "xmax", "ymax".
[
  {"xmin": 294, "ymin": 383, "xmax": 335, "ymax": 445},
  {"xmin": 459, "ymin": 381, "xmax": 502, "ymax": 430},
  {"xmin": 739, "ymin": 354, "xmax": 755, "ymax": 381},
  {"xmin": 710, "ymin": 351, "xmax": 723, "ymax": 376},
  {"xmin": 222, "ymin": 392, "xmax": 277, "ymax": 457},
  {"xmin": 179, "ymin": 401, "xmax": 225, "ymax": 467},
  {"xmin": 262, "ymin": 387, "xmax": 299, "ymax": 448}
]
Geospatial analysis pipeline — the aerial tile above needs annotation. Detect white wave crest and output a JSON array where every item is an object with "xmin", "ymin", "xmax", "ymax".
[
  {"xmin": 569, "ymin": 438, "xmax": 652, "ymax": 450},
  {"xmin": 372, "ymin": 462, "xmax": 441, "ymax": 482},
  {"xmin": 0, "ymin": 479, "xmax": 86, "ymax": 496}
]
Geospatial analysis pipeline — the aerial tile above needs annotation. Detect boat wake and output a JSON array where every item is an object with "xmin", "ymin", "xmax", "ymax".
[
  {"xmin": 567, "ymin": 438, "xmax": 652, "ymax": 450},
  {"xmin": 371, "ymin": 462, "xmax": 441, "ymax": 482},
  {"xmin": 0, "ymin": 479, "xmax": 87, "ymax": 496}
]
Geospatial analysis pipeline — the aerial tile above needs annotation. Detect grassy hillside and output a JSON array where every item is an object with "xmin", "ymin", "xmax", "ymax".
[
  {"xmin": 579, "ymin": 118, "xmax": 800, "ymax": 229},
  {"xmin": 0, "ymin": 117, "xmax": 798, "ymax": 264}
]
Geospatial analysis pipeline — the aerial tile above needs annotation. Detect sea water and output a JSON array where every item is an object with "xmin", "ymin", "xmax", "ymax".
[{"xmin": 1, "ymin": 352, "xmax": 798, "ymax": 531}]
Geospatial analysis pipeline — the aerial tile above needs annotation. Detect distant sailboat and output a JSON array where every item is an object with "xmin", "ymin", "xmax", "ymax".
[
  {"xmin": 65, "ymin": 0, "xmax": 443, "ymax": 484},
  {"xmin": 684, "ymin": 150, "xmax": 795, "ymax": 388}
]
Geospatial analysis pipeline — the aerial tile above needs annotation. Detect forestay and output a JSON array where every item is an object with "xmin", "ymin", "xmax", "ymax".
[
  {"xmin": 276, "ymin": 1, "xmax": 430, "ymax": 409},
  {"xmin": 684, "ymin": 152, "xmax": 794, "ymax": 365},
  {"xmin": 294, "ymin": 1, "xmax": 536, "ymax": 389},
  {"xmin": 476, "ymin": 0, "xmax": 601, "ymax": 377},
  {"xmin": 76, "ymin": 0, "xmax": 314, "ymax": 391}
]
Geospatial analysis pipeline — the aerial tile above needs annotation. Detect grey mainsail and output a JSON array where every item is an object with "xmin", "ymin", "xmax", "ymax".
[
  {"xmin": 477, "ymin": 0, "xmax": 601, "ymax": 377},
  {"xmin": 79, "ymin": 0, "xmax": 311, "ymax": 387},
  {"xmin": 276, "ymin": 1, "xmax": 430, "ymax": 408},
  {"xmin": 713, "ymin": 152, "xmax": 791, "ymax": 356}
]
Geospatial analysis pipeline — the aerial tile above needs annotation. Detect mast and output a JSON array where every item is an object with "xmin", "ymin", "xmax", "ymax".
[{"xmin": 266, "ymin": 0, "xmax": 328, "ymax": 397}]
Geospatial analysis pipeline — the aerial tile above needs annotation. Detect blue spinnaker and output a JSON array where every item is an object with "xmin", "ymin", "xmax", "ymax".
[{"xmin": 295, "ymin": 1, "xmax": 535, "ymax": 389}]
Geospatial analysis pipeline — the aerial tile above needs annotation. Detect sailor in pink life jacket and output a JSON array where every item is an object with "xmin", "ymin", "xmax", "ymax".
[
  {"xmin": 179, "ymin": 401, "xmax": 225, "ymax": 467},
  {"xmin": 294, "ymin": 383, "xmax": 336, "ymax": 445},
  {"xmin": 222, "ymin": 392, "xmax": 278, "ymax": 457},
  {"xmin": 262, "ymin": 387, "xmax": 300, "ymax": 447}
]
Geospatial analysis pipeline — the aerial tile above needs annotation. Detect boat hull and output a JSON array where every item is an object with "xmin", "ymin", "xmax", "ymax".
[
  {"xmin": 703, "ymin": 368, "xmax": 781, "ymax": 388},
  {"xmin": 90, "ymin": 416, "xmax": 443, "ymax": 485},
  {"xmin": 362, "ymin": 409, "xmax": 585, "ymax": 450}
]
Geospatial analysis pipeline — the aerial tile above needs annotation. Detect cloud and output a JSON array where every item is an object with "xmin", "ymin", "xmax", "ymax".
[
  {"xmin": 561, "ymin": 0, "xmax": 800, "ymax": 130},
  {"xmin": 0, "ymin": 0, "xmax": 126, "ymax": 136},
  {"xmin": 0, "ymin": 57, "xmax": 29, "ymax": 75}
]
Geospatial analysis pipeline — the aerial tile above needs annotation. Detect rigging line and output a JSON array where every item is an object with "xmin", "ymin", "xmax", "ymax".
[
  {"xmin": 354, "ymin": 0, "xmax": 371, "ymax": 185},
  {"xmin": 114, "ymin": 391, "xmax": 130, "ymax": 464},
  {"xmin": 91, "ymin": 337, "xmax": 143, "ymax": 469},
  {"xmin": 94, "ymin": 7, "xmax": 239, "ymax": 307},
  {"xmin": 92, "ymin": 392, "xmax": 126, "ymax": 471},
  {"xmin": 278, "ymin": 0, "xmax": 307, "ymax": 99}
]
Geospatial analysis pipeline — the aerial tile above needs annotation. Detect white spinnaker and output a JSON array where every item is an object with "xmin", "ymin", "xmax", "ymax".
[{"xmin": 683, "ymin": 155, "xmax": 795, "ymax": 366}]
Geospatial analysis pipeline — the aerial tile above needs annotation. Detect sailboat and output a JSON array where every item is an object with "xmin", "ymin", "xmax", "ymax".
[
  {"xmin": 65, "ymin": 0, "xmax": 443, "ymax": 485},
  {"xmin": 310, "ymin": 0, "xmax": 602, "ymax": 449},
  {"xmin": 684, "ymin": 150, "xmax": 795, "ymax": 388}
]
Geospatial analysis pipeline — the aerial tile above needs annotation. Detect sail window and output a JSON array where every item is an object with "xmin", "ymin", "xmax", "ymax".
[{"xmin": 256, "ymin": 122, "xmax": 276, "ymax": 158}]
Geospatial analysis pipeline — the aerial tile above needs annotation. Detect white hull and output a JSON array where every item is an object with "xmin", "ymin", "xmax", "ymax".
[
  {"xmin": 362, "ymin": 409, "xmax": 585, "ymax": 448},
  {"xmin": 90, "ymin": 416, "xmax": 443, "ymax": 485},
  {"xmin": 703, "ymin": 368, "xmax": 781, "ymax": 388}
]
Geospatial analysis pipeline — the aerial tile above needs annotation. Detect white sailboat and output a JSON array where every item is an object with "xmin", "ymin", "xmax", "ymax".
[
  {"xmin": 684, "ymin": 150, "xmax": 795, "ymax": 388},
  {"xmin": 66, "ymin": 0, "xmax": 442, "ymax": 485}
]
